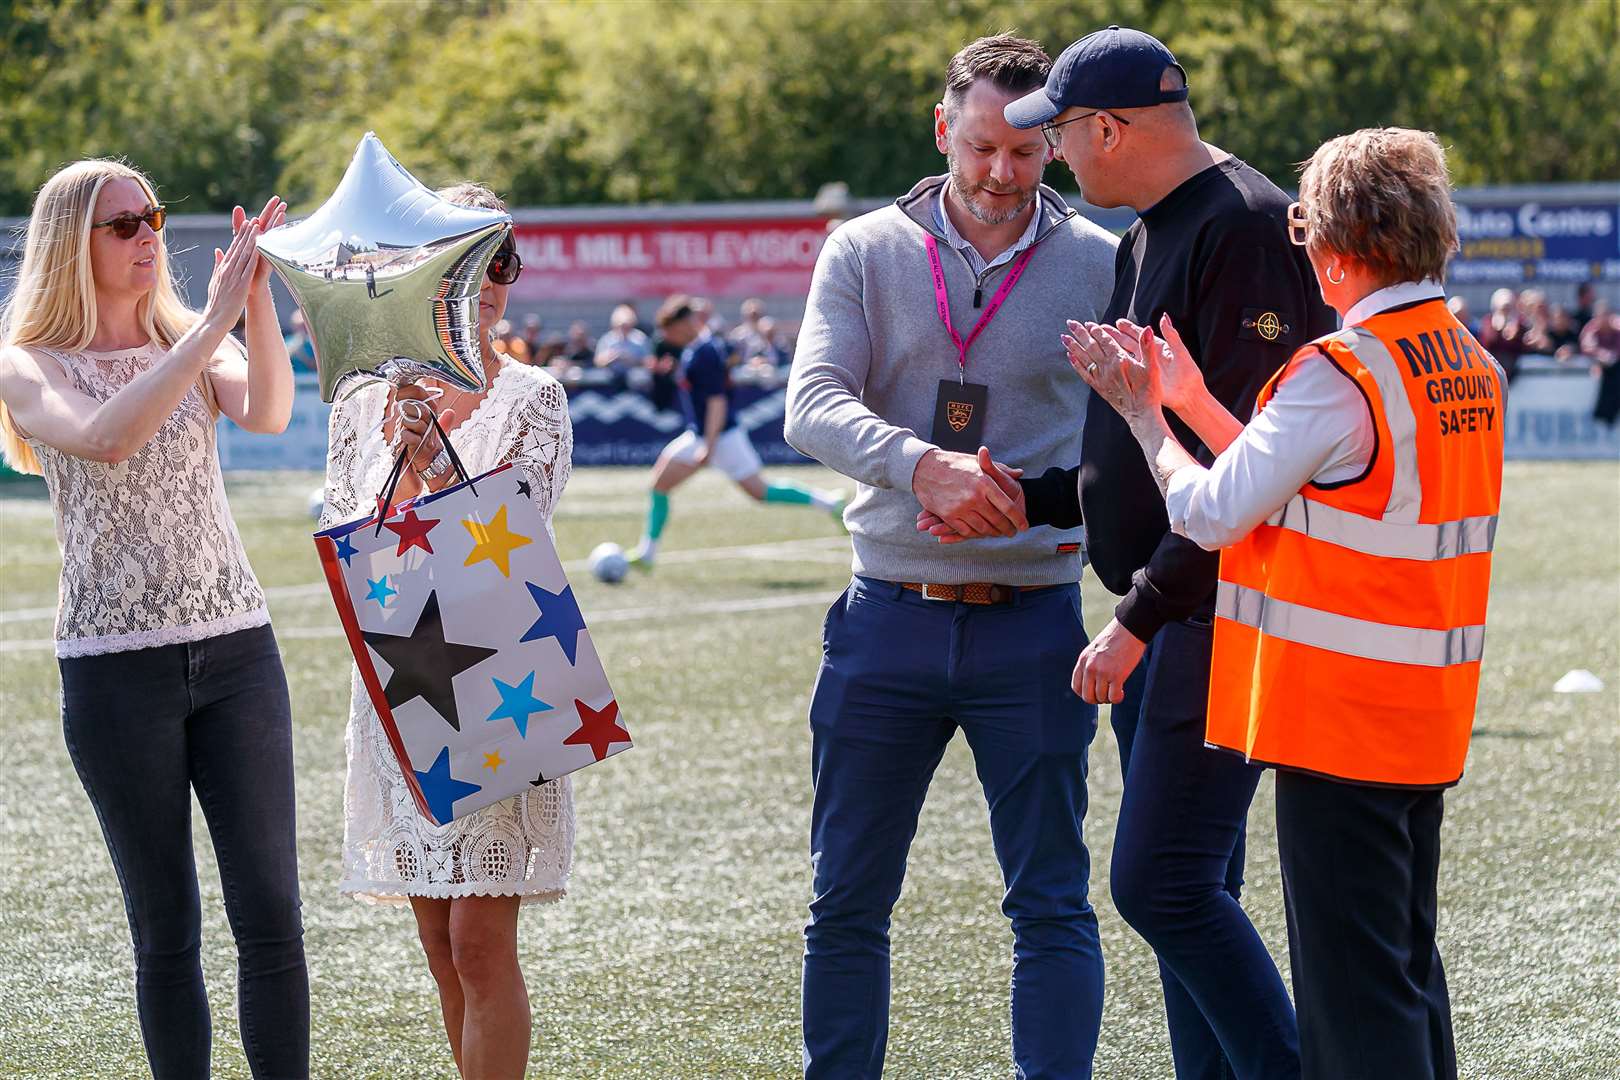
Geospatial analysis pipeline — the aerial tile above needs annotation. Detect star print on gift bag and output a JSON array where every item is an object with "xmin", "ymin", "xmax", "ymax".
[
  {"xmin": 384, "ymin": 508, "xmax": 440, "ymax": 556},
  {"xmin": 486, "ymin": 672, "xmax": 552, "ymax": 738},
  {"xmin": 414, "ymin": 746, "xmax": 482, "ymax": 824},
  {"xmin": 520, "ymin": 581, "xmax": 586, "ymax": 664},
  {"xmin": 563, "ymin": 699, "xmax": 632, "ymax": 761},
  {"xmin": 314, "ymin": 461, "xmax": 632, "ymax": 826},
  {"xmin": 361, "ymin": 591, "xmax": 498, "ymax": 732},
  {"xmin": 463, "ymin": 504, "xmax": 531, "ymax": 577}
]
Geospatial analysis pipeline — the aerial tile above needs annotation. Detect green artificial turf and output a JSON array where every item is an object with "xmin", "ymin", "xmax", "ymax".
[{"xmin": 1, "ymin": 461, "xmax": 1615, "ymax": 1078}]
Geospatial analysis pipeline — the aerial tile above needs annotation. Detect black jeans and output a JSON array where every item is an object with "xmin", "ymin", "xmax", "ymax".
[
  {"xmin": 60, "ymin": 624, "xmax": 309, "ymax": 1080},
  {"xmin": 1275, "ymin": 771, "xmax": 1455, "ymax": 1080}
]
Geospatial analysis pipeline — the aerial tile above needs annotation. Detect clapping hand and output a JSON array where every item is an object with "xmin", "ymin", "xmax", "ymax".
[
  {"xmin": 1063, "ymin": 319, "xmax": 1160, "ymax": 424},
  {"xmin": 203, "ymin": 218, "xmax": 262, "ymax": 327},
  {"xmin": 236, "ymin": 196, "xmax": 285, "ymax": 292},
  {"xmin": 1112, "ymin": 314, "xmax": 1205, "ymax": 412},
  {"xmin": 214, "ymin": 196, "xmax": 285, "ymax": 294}
]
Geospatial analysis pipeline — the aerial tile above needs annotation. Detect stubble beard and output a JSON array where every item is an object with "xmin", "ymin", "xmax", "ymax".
[{"xmin": 947, "ymin": 154, "xmax": 1038, "ymax": 226}]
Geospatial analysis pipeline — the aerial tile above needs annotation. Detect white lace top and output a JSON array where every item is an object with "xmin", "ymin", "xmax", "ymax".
[
  {"xmin": 26, "ymin": 344, "xmax": 269, "ymax": 658},
  {"xmin": 320, "ymin": 360, "xmax": 576, "ymax": 904}
]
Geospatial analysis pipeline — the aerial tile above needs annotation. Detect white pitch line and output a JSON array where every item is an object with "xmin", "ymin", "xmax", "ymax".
[
  {"xmin": 0, "ymin": 534, "xmax": 851, "ymax": 625},
  {"xmin": 0, "ymin": 588, "xmax": 837, "ymax": 652}
]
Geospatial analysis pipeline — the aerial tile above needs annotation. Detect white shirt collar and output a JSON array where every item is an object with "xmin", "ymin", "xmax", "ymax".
[
  {"xmin": 935, "ymin": 183, "xmax": 1042, "ymax": 269},
  {"xmin": 1344, "ymin": 279, "xmax": 1446, "ymax": 327}
]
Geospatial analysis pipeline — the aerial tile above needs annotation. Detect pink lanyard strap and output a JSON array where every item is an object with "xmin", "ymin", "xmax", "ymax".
[{"xmin": 925, "ymin": 234, "xmax": 1036, "ymax": 383}]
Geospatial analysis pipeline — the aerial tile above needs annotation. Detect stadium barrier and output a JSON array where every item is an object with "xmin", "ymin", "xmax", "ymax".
[
  {"xmin": 1502, "ymin": 356, "xmax": 1620, "ymax": 460},
  {"xmin": 213, "ymin": 361, "xmax": 1616, "ymax": 470},
  {"xmin": 215, "ymin": 369, "xmax": 811, "ymax": 471}
]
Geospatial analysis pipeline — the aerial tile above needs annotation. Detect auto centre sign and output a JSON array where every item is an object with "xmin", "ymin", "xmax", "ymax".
[
  {"xmin": 1451, "ymin": 189, "xmax": 1620, "ymax": 285},
  {"xmin": 506, "ymin": 217, "xmax": 830, "ymax": 301}
]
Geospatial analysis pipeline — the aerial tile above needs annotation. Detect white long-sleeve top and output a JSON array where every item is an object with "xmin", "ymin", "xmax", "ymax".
[{"xmin": 1164, "ymin": 280, "xmax": 1446, "ymax": 550}]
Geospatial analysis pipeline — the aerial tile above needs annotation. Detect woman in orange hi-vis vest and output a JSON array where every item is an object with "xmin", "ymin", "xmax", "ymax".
[{"xmin": 1064, "ymin": 128, "xmax": 1504, "ymax": 1080}]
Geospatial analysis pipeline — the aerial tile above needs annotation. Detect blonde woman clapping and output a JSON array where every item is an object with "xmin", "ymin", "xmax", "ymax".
[{"xmin": 0, "ymin": 160, "xmax": 306, "ymax": 1080}]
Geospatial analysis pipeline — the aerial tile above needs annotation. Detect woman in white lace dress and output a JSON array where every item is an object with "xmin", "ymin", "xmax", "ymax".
[
  {"xmin": 0, "ymin": 161, "xmax": 307, "ymax": 1079},
  {"xmin": 318, "ymin": 182, "xmax": 574, "ymax": 1080}
]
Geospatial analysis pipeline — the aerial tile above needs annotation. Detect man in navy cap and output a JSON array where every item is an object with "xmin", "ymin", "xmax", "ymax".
[{"xmin": 935, "ymin": 24, "xmax": 1336, "ymax": 1080}]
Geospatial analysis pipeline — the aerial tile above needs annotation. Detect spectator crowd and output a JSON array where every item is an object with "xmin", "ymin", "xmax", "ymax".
[
  {"xmin": 1449, "ymin": 282, "xmax": 1619, "ymax": 424},
  {"xmin": 282, "ymin": 285, "xmax": 1620, "ymax": 427},
  {"xmin": 470, "ymin": 295, "xmax": 796, "ymax": 399}
]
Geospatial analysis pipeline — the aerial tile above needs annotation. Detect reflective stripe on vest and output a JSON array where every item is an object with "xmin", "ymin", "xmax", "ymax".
[
  {"xmin": 1207, "ymin": 300, "xmax": 1502, "ymax": 786},
  {"xmin": 1340, "ymin": 326, "xmax": 1424, "ymax": 523},
  {"xmin": 1216, "ymin": 581, "xmax": 1486, "ymax": 667},
  {"xmin": 1265, "ymin": 496, "xmax": 1498, "ymax": 561}
]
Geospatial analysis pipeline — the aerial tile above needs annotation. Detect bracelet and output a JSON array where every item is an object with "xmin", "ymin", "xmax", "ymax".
[{"xmin": 419, "ymin": 449, "xmax": 452, "ymax": 481}]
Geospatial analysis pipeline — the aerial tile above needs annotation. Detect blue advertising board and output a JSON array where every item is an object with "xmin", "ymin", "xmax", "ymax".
[
  {"xmin": 216, "ymin": 373, "xmax": 810, "ymax": 471},
  {"xmin": 1452, "ymin": 197, "xmax": 1620, "ymax": 286},
  {"xmin": 567, "ymin": 382, "xmax": 809, "ymax": 466}
]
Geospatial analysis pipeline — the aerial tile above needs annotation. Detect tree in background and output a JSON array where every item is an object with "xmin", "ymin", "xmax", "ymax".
[{"xmin": 2, "ymin": 0, "xmax": 1616, "ymax": 218}]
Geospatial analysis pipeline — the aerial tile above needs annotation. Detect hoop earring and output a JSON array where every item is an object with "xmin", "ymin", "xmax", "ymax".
[{"xmin": 1327, "ymin": 265, "xmax": 1345, "ymax": 285}]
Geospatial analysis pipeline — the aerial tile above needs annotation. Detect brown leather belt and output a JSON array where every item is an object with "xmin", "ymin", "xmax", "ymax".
[{"xmin": 901, "ymin": 582, "xmax": 1058, "ymax": 605}]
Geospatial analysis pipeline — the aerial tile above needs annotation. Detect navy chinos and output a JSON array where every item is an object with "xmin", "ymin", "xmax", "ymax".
[{"xmin": 801, "ymin": 576, "xmax": 1104, "ymax": 1079}]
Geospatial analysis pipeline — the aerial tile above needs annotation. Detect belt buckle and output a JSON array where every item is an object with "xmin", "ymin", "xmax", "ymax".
[{"xmin": 921, "ymin": 583, "xmax": 958, "ymax": 602}]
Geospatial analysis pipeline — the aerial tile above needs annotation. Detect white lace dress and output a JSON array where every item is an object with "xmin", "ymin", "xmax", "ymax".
[
  {"xmin": 25, "ymin": 345, "xmax": 269, "ymax": 657},
  {"xmin": 320, "ymin": 360, "xmax": 576, "ymax": 905}
]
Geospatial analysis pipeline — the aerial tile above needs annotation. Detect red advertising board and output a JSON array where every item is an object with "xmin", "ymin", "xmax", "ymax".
[{"xmin": 507, "ymin": 217, "xmax": 830, "ymax": 300}]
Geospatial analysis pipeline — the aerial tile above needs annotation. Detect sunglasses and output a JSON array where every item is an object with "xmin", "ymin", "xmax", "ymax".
[
  {"xmin": 1286, "ymin": 201, "xmax": 1308, "ymax": 247},
  {"xmin": 487, "ymin": 241, "xmax": 522, "ymax": 285},
  {"xmin": 1040, "ymin": 110, "xmax": 1131, "ymax": 150},
  {"xmin": 92, "ymin": 204, "xmax": 166, "ymax": 240}
]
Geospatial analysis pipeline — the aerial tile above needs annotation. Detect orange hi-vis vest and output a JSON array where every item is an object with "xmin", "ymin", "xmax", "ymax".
[{"xmin": 1206, "ymin": 296, "xmax": 1505, "ymax": 787}]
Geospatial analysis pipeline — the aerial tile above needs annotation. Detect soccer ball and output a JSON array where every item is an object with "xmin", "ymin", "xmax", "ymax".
[{"xmin": 588, "ymin": 542, "xmax": 629, "ymax": 585}]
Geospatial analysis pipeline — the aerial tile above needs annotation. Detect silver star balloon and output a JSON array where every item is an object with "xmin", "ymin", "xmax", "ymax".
[{"xmin": 257, "ymin": 132, "xmax": 512, "ymax": 401}]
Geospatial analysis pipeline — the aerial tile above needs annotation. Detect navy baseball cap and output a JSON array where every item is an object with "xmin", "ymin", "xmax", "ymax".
[{"xmin": 1005, "ymin": 25, "xmax": 1188, "ymax": 128}]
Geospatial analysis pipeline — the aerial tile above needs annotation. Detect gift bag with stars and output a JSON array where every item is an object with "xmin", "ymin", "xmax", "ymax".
[{"xmin": 315, "ymin": 461, "xmax": 630, "ymax": 825}]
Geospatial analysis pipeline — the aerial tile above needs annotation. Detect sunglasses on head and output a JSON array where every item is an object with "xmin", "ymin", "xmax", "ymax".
[
  {"xmin": 1286, "ymin": 201, "xmax": 1308, "ymax": 247},
  {"xmin": 487, "ymin": 240, "xmax": 522, "ymax": 286},
  {"xmin": 92, "ymin": 204, "xmax": 166, "ymax": 240}
]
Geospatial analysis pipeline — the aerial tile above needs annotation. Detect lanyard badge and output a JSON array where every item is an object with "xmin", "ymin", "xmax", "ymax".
[{"xmin": 924, "ymin": 235, "xmax": 1033, "ymax": 452}]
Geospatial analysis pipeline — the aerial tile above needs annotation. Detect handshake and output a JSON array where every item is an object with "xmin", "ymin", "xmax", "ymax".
[
  {"xmin": 911, "ymin": 445, "xmax": 1027, "ymax": 543},
  {"xmin": 912, "ymin": 313, "xmax": 1206, "ymax": 544}
]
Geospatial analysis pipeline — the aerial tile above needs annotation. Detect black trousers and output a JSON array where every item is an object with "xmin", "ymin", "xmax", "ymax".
[
  {"xmin": 1275, "ymin": 771, "xmax": 1456, "ymax": 1080},
  {"xmin": 60, "ymin": 624, "xmax": 309, "ymax": 1080}
]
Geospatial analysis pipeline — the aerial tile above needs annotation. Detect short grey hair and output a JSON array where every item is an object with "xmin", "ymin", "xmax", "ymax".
[{"xmin": 1298, "ymin": 128, "xmax": 1459, "ymax": 285}]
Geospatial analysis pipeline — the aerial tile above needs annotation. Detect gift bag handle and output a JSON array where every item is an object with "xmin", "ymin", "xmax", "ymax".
[{"xmin": 373, "ymin": 401, "xmax": 478, "ymax": 535}]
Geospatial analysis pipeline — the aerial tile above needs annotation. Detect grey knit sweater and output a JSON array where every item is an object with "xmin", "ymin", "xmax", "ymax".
[{"xmin": 785, "ymin": 175, "xmax": 1119, "ymax": 585}]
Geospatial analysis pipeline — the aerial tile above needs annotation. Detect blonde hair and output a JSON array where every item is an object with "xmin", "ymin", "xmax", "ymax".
[
  {"xmin": 1298, "ymin": 127, "xmax": 1459, "ymax": 288},
  {"xmin": 0, "ymin": 160, "xmax": 210, "ymax": 474}
]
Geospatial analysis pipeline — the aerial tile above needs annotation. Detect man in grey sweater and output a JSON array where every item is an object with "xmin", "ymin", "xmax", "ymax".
[{"xmin": 784, "ymin": 34, "xmax": 1117, "ymax": 1080}]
